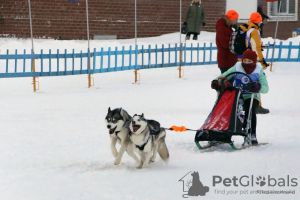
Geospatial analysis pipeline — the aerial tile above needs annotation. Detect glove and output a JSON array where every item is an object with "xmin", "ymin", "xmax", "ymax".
[
  {"xmin": 183, "ymin": 22, "xmax": 187, "ymax": 27},
  {"xmin": 260, "ymin": 58, "xmax": 270, "ymax": 69},
  {"xmin": 250, "ymin": 83, "xmax": 261, "ymax": 92},
  {"xmin": 202, "ymin": 22, "xmax": 206, "ymax": 27},
  {"xmin": 211, "ymin": 80, "xmax": 219, "ymax": 91}
]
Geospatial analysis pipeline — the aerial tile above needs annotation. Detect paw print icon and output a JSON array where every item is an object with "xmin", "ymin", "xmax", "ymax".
[{"xmin": 256, "ymin": 176, "xmax": 266, "ymax": 186}]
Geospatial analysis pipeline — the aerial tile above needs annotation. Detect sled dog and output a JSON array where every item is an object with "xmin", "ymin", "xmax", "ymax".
[
  {"xmin": 105, "ymin": 107, "xmax": 139, "ymax": 165},
  {"xmin": 129, "ymin": 113, "xmax": 169, "ymax": 169}
]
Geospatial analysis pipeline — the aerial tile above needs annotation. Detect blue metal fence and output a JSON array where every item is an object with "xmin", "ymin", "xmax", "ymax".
[{"xmin": 0, "ymin": 41, "xmax": 299, "ymax": 78}]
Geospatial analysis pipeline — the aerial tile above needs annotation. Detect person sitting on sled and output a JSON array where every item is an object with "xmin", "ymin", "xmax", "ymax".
[{"xmin": 211, "ymin": 49, "xmax": 269, "ymax": 144}]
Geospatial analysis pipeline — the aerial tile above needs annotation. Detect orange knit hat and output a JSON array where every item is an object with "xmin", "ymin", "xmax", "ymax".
[
  {"xmin": 250, "ymin": 12, "xmax": 262, "ymax": 24},
  {"xmin": 226, "ymin": 10, "xmax": 239, "ymax": 20}
]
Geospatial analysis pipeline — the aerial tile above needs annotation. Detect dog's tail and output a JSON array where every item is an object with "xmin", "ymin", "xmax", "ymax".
[{"xmin": 158, "ymin": 138, "xmax": 169, "ymax": 163}]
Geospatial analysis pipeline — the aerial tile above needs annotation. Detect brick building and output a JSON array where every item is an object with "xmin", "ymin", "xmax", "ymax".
[
  {"xmin": 263, "ymin": 0, "xmax": 299, "ymax": 39},
  {"xmin": 0, "ymin": 0, "xmax": 298, "ymax": 40}
]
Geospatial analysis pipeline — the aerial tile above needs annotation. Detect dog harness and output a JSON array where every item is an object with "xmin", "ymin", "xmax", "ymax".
[
  {"xmin": 150, "ymin": 129, "xmax": 160, "ymax": 136},
  {"xmin": 132, "ymin": 128, "xmax": 160, "ymax": 151},
  {"xmin": 135, "ymin": 136, "xmax": 151, "ymax": 151},
  {"xmin": 109, "ymin": 130, "xmax": 122, "ymax": 141}
]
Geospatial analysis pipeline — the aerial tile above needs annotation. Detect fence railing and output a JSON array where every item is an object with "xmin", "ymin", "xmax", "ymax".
[{"xmin": 0, "ymin": 41, "xmax": 300, "ymax": 79}]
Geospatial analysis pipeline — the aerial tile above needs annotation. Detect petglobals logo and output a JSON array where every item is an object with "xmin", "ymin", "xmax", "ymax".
[
  {"xmin": 212, "ymin": 175, "xmax": 298, "ymax": 187},
  {"xmin": 179, "ymin": 171, "xmax": 209, "ymax": 198},
  {"xmin": 178, "ymin": 173, "xmax": 298, "ymax": 198}
]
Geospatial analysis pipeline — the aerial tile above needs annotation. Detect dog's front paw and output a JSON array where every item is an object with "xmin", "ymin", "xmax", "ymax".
[
  {"xmin": 137, "ymin": 162, "xmax": 143, "ymax": 169},
  {"xmin": 150, "ymin": 157, "xmax": 155, "ymax": 162},
  {"xmin": 114, "ymin": 157, "xmax": 121, "ymax": 165}
]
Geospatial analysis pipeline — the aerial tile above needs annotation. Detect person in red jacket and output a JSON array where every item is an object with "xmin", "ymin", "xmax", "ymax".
[{"xmin": 216, "ymin": 10, "xmax": 239, "ymax": 74}]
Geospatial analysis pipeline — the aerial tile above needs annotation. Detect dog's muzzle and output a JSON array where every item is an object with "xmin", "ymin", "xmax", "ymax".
[{"xmin": 132, "ymin": 125, "xmax": 141, "ymax": 133}]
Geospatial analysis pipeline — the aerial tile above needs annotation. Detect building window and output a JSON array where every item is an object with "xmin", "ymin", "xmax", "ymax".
[{"xmin": 268, "ymin": 0, "xmax": 298, "ymax": 21}]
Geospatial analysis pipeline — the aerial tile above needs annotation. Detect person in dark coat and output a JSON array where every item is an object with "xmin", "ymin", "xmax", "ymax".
[
  {"xmin": 183, "ymin": 0, "xmax": 206, "ymax": 41},
  {"xmin": 215, "ymin": 10, "xmax": 239, "ymax": 73},
  {"xmin": 257, "ymin": 2, "xmax": 271, "ymax": 37}
]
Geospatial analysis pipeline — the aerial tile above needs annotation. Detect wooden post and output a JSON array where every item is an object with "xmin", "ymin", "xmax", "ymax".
[
  {"xmin": 134, "ymin": 69, "xmax": 138, "ymax": 83},
  {"xmin": 179, "ymin": 45, "xmax": 182, "ymax": 78},
  {"xmin": 88, "ymin": 52, "xmax": 93, "ymax": 88},
  {"xmin": 88, "ymin": 56, "xmax": 91, "ymax": 88},
  {"xmin": 32, "ymin": 52, "xmax": 37, "ymax": 92},
  {"xmin": 270, "ymin": 62, "xmax": 273, "ymax": 72}
]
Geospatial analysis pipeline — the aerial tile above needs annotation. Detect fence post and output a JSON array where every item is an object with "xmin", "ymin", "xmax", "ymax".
[
  {"xmin": 179, "ymin": 43, "xmax": 182, "ymax": 78},
  {"xmin": 23, "ymin": 49, "xmax": 26, "ymax": 73},
  {"xmin": 203, "ymin": 43, "xmax": 206, "ymax": 65},
  {"xmin": 115, "ymin": 47, "xmax": 118, "ymax": 71},
  {"xmin": 134, "ymin": 45, "xmax": 139, "ymax": 83},
  {"xmin": 6, "ymin": 49, "xmax": 9, "ymax": 73},
  {"xmin": 15, "ymin": 49, "xmax": 17, "ymax": 73},
  {"xmin": 197, "ymin": 43, "xmax": 199, "ymax": 64},
  {"xmin": 287, "ymin": 42, "xmax": 292, "ymax": 62},
  {"xmin": 57, "ymin": 49, "xmax": 59, "ymax": 76},
  {"xmin": 190, "ymin": 43, "xmax": 193, "ymax": 64},
  {"xmin": 88, "ymin": 48, "xmax": 93, "ymax": 88},
  {"xmin": 41, "ymin": 49, "xmax": 43, "ymax": 74},
  {"xmin": 32, "ymin": 50, "xmax": 37, "ymax": 92}
]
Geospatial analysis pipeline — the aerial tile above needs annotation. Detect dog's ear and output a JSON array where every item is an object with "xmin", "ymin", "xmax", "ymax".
[
  {"xmin": 108, "ymin": 107, "xmax": 111, "ymax": 113},
  {"xmin": 120, "ymin": 108, "xmax": 130, "ymax": 121},
  {"xmin": 120, "ymin": 108, "xmax": 124, "ymax": 117}
]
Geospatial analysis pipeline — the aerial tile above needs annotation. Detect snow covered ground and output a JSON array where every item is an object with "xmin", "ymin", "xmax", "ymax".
[{"xmin": 0, "ymin": 32, "xmax": 300, "ymax": 200}]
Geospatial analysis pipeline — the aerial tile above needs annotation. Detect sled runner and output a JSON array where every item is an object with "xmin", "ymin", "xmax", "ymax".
[{"xmin": 194, "ymin": 72, "xmax": 268, "ymax": 150}]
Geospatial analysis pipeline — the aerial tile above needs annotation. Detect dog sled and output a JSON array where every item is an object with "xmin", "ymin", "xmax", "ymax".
[{"xmin": 193, "ymin": 72, "xmax": 268, "ymax": 150}]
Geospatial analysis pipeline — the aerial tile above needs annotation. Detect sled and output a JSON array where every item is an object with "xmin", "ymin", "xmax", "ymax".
[{"xmin": 194, "ymin": 72, "xmax": 267, "ymax": 150}]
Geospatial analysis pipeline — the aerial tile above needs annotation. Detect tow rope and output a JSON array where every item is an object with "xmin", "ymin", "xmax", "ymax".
[{"xmin": 164, "ymin": 125, "xmax": 199, "ymax": 132}]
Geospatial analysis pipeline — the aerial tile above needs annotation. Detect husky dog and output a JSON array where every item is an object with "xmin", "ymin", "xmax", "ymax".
[
  {"xmin": 129, "ymin": 113, "xmax": 169, "ymax": 169},
  {"xmin": 105, "ymin": 107, "xmax": 139, "ymax": 165}
]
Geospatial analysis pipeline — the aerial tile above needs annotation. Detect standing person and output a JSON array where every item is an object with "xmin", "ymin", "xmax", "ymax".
[
  {"xmin": 257, "ymin": 2, "xmax": 271, "ymax": 37},
  {"xmin": 211, "ymin": 49, "xmax": 269, "ymax": 144},
  {"xmin": 183, "ymin": 0, "xmax": 206, "ymax": 41},
  {"xmin": 216, "ymin": 10, "xmax": 239, "ymax": 74},
  {"xmin": 239, "ymin": 12, "xmax": 270, "ymax": 114}
]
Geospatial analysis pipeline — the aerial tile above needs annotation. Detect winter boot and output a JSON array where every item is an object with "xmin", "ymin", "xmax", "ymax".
[
  {"xmin": 256, "ymin": 106, "xmax": 269, "ymax": 114},
  {"xmin": 192, "ymin": 35, "xmax": 198, "ymax": 40},
  {"xmin": 251, "ymin": 134, "xmax": 258, "ymax": 145},
  {"xmin": 185, "ymin": 35, "xmax": 190, "ymax": 40}
]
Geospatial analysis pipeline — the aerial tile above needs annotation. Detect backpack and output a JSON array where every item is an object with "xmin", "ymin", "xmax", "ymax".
[{"xmin": 229, "ymin": 24, "xmax": 249, "ymax": 55}]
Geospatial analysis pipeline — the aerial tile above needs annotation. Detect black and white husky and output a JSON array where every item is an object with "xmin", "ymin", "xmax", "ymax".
[
  {"xmin": 105, "ymin": 107, "xmax": 139, "ymax": 165},
  {"xmin": 129, "ymin": 113, "xmax": 169, "ymax": 169}
]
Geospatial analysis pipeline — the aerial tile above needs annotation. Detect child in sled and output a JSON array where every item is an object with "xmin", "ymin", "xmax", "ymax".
[{"xmin": 211, "ymin": 49, "xmax": 269, "ymax": 144}]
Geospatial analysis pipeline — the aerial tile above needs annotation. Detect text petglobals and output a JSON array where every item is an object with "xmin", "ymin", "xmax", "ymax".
[{"xmin": 212, "ymin": 175, "xmax": 298, "ymax": 187}]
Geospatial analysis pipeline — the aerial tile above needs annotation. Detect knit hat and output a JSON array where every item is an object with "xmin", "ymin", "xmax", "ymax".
[
  {"xmin": 226, "ymin": 10, "xmax": 239, "ymax": 20},
  {"xmin": 242, "ymin": 49, "xmax": 257, "ymax": 74},
  {"xmin": 242, "ymin": 49, "xmax": 257, "ymax": 63},
  {"xmin": 250, "ymin": 12, "xmax": 262, "ymax": 24},
  {"xmin": 258, "ymin": 2, "xmax": 263, "ymax": 6}
]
